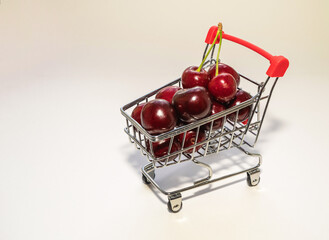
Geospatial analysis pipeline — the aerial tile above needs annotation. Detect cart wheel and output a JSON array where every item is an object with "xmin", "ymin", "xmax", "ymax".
[
  {"xmin": 142, "ymin": 174, "xmax": 150, "ymax": 184},
  {"xmin": 168, "ymin": 193, "xmax": 182, "ymax": 213},
  {"xmin": 247, "ymin": 168, "xmax": 261, "ymax": 187},
  {"xmin": 247, "ymin": 175, "xmax": 260, "ymax": 187},
  {"xmin": 142, "ymin": 171, "xmax": 155, "ymax": 185},
  {"xmin": 168, "ymin": 201, "xmax": 183, "ymax": 213}
]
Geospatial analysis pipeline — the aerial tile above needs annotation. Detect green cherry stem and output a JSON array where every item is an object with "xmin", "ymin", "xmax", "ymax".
[
  {"xmin": 196, "ymin": 28, "xmax": 220, "ymax": 72},
  {"xmin": 215, "ymin": 27, "xmax": 223, "ymax": 76}
]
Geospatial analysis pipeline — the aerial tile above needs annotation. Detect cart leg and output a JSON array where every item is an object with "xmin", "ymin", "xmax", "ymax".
[
  {"xmin": 192, "ymin": 159, "xmax": 213, "ymax": 185},
  {"xmin": 247, "ymin": 168, "xmax": 261, "ymax": 187},
  {"xmin": 142, "ymin": 164, "xmax": 155, "ymax": 184},
  {"xmin": 168, "ymin": 193, "xmax": 182, "ymax": 213}
]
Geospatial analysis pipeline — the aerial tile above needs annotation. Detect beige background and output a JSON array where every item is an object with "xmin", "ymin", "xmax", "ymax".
[{"xmin": 1, "ymin": 0, "xmax": 329, "ymax": 239}]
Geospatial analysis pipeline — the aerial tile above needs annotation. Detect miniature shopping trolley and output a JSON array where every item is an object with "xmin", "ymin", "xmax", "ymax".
[{"xmin": 120, "ymin": 25, "xmax": 289, "ymax": 212}]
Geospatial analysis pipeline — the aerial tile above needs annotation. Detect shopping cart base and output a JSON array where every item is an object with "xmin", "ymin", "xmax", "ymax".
[{"xmin": 141, "ymin": 146, "xmax": 262, "ymax": 213}]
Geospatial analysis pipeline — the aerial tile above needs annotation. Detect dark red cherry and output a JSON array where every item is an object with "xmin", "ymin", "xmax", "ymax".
[
  {"xmin": 172, "ymin": 86, "xmax": 212, "ymax": 123},
  {"xmin": 208, "ymin": 73, "xmax": 237, "ymax": 103},
  {"xmin": 207, "ymin": 63, "xmax": 240, "ymax": 86},
  {"xmin": 141, "ymin": 99, "xmax": 177, "ymax": 135},
  {"xmin": 155, "ymin": 86, "xmax": 182, "ymax": 104},
  {"xmin": 176, "ymin": 128, "xmax": 206, "ymax": 153},
  {"xmin": 181, "ymin": 66, "xmax": 209, "ymax": 89},
  {"xmin": 146, "ymin": 138, "xmax": 181, "ymax": 161},
  {"xmin": 228, "ymin": 90, "xmax": 252, "ymax": 122},
  {"xmin": 131, "ymin": 103, "xmax": 146, "ymax": 125},
  {"xmin": 204, "ymin": 101, "xmax": 226, "ymax": 131}
]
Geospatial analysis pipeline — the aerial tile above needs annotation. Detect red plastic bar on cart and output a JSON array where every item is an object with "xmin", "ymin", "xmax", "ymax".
[
  {"xmin": 205, "ymin": 26, "xmax": 289, "ymax": 78},
  {"xmin": 205, "ymin": 26, "xmax": 220, "ymax": 44}
]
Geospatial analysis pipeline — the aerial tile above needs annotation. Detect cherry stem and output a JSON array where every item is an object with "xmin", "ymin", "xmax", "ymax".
[
  {"xmin": 196, "ymin": 28, "xmax": 220, "ymax": 72},
  {"xmin": 215, "ymin": 28, "xmax": 223, "ymax": 76}
]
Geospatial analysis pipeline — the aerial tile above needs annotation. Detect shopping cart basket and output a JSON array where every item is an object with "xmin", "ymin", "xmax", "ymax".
[{"xmin": 120, "ymin": 25, "xmax": 289, "ymax": 212}]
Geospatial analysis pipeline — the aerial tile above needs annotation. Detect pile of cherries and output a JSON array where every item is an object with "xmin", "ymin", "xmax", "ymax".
[{"xmin": 131, "ymin": 62, "xmax": 252, "ymax": 161}]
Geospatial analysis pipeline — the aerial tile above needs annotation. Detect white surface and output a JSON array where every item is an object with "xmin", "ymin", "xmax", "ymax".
[{"xmin": 1, "ymin": 0, "xmax": 329, "ymax": 239}]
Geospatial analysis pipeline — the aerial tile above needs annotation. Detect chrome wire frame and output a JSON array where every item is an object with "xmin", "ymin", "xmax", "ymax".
[
  {"xmin": 120, "ymin": 45, "xmax": 280, "ymax": 200},
  {"xmin": 141, "ymin": 146, "xmax": 262, "ymax": 197},
  {"xmin": 121, "ymin": 78, "xmax": 276, "ymax": 163}
]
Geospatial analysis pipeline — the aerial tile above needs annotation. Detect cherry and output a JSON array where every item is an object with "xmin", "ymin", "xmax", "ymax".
[
  {"xmin": 208, "ymin": 73, "xmax": 237, "ymax": 103},
  {"xmin": 181, "ymin": 23, "xmax": 223, "ymax": 90},
  {"xmin": 204, "ymin": 101, "xmax": 226, "ymax": 131},
  {"xmin": 141, "ymin": 99, "xmax": 177, "ymax": 135},
  {"xmin": 181, "ymin": 66, "xmax": 209, "ymax": 89},
  {"xmin": 172, "ymin": 86, "xmax": 212, "ymax": 123},
  {"xmin": 228, "ymin": 90, "xmax": 252, "ymax": 122},
  {"xmin": 146, "ymin": 138, "xmax": 181, "ymax": 161},
  {"xmin": 176, "ymin": 128, "xmax": 206, "ymax": 153},
  {"xmin": 206, "ymin": 23, "xmax": 238, "ymax": 105},
  {"xmin": 155, "ymin": 86, "xmax": 182, "ymax": 104},
  {"xmin": 208, "ymin": 63, "xmax": 240, "ymax": 86},
  {"xmin": 131, "ymin": 103, "xmax": 146, "ymax": 125}
]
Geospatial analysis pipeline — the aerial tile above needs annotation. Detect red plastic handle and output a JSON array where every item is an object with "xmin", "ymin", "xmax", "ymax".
[{"xmin": 205, "ymin": 26, "xmax": 289, "ymax": 78}]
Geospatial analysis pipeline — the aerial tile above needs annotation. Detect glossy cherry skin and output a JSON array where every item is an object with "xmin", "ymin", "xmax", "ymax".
[
  {"xmin": 176, "ymin": 128, "xmax": 206, "ymax": 153},
  {"xmin": 155, "ymin": 86, "xmax": 182, "ymax": 103},
  {"xmin": 131, "ymin": 103, "xmax": 146, "ymax": 125},
  {"xmin": 141, "ymin": 99, "xmax": 177, "ymax": 135},
  {"xmin": 204, "ymin": 101, "xmax": 226, "ymax": 131},
  {"xmin": 228, "ymin": 90, "xmax": 252, "ymax": 122},
  {"xmin": 182, "ymin": 66, "xmax": 209, "ymax": 89},
  {"xmin": 172, "ymin": 86, "xmax": 212, "ymax": 123},
  {"xmin": 146, "ymin": 138, "xmax": 181, "ymax": 161},
  {"xmin": 208, "ymin": 63, "xmax": 240, "ymax": 86},
  {"xmin": 208, "ymin": 73, "xmax": 237, "ymax": 103}
]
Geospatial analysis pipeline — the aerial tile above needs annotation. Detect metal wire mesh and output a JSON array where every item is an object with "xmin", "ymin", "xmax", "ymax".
[{"xmin": 121, "ymin": 73, "xmax": 277, "ymax": 169}]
